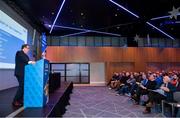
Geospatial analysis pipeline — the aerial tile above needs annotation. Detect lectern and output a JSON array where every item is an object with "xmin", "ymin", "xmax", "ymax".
[{"xmin": 24, "ymin": 59, "xmax": 49, "ymax": 108}]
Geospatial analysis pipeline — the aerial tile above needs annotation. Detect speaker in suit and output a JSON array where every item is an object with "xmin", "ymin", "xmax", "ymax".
[{"xmin": 13, "ymin": 44, "xmax": 35, "ymax": 107}]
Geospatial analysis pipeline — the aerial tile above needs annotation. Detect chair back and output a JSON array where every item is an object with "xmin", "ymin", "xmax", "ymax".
[{"xmin": 174, "ymin": 91, "xmax": 180, "ymax": 102}]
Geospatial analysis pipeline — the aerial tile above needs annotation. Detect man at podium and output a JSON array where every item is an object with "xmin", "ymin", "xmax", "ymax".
[{"xmin": 13, "ymin": 44, "xmax": 35, "ymax": 107}]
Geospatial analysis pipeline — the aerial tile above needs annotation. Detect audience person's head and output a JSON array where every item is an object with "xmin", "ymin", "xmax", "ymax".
[
  {"xmin": 130, "ymin": 74, "xmax": 134, "ymax": 79},
  {"xmin": 142, "ymin": 73, "xmax": 147, "ymax": 80},
  {"xmin": 163, "ymin": 75, "xmax": 170, "ymax": 83},
  {"xmin": 148, "ymin": 74, "xmax": 155, "ymax": 81},
  {"xmin": 172, "ymin": 75, "xmax": 178, "ymax": 81},
  {"xmin": 126, "ymin": 72, "xmax": 130, "ymax": 77}
]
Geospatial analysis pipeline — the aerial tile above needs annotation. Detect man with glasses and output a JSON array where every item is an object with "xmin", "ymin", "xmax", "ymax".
[{"xmin": 13, "ymin": 44, "xmax": 35, "ymax": 107}]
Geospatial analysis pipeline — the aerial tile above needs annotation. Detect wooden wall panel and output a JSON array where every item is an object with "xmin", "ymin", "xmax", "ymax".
[
  {"xmin": 146, "ymin": 63, "xmax": 163, "ymax": 72},
  {"xmin": 176, "ymin": 49, "xmax": 180, "ymax": 62},
  {"xmin": 109, "ymin": 62, "xmax": 134, "ymax": 72},
  {"xmin": 47, "ymin": 46, "xmax": 180, "ymax": 83},
  {"xmin": 107, "ymin": 62, "xmax": 134, "ymax": 82},
  {"xmin": 47, "ymin": 46, "xmax": 180, "ymax": 65},
  {"xmin": 146, "ymin": 62, "xmax": 180, "ymax": 72}
]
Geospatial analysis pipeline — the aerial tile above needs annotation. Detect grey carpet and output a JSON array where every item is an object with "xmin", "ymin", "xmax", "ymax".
[{"xmin": 63, "ymin": 86, "xmax": 164, "ymax": 117}]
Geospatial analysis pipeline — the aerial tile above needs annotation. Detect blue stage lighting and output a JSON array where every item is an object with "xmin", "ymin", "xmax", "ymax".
[
  {"xmin": 109, "ymin": 0, "xmax": 139, "ymax": 18},
  {"xmin": 151, "ymin": 13, "xmax": 180, "ymax": 21},
  {"xmin": 46, "ymin": 24, "xmax": 121, "ymax": 37},
  {"xmin": 60, "ymin": 31, "xmax": 90, "ymax": 38},
  {"xmin": 50, "ymin": 0, "xmax": 66, "ymax": 33},
  {"xmin": 146, "ymin": 22, "xmax": 175, "ymax": 40},
  {"xmin": 53, "ymin": 25, "xmax": 86, "ymax": 31},
  {"xmin": 108, "ymin": 0, "xmax": 175, "ymax": 39},
  {"xmin": 90, "ymin": 30, "xmax": 121, "ymax": 36},
  {"xmin": 151, "ymin": 16, "xmax": 170, "ymax": 21}
]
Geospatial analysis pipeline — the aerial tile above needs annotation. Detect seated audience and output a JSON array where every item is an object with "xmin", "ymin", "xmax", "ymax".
[
  {"xmin": 131, "ymin": 74, "xmax": 157, "ymax": 105},
  {"xmin": 117, "ymin": 74, "xmax": 136, "ymax": 95},
  {"xmin": 115, "ymin": 72, "xmax": 129, "ymax": 92},
  {"xmin": 109, "ymin": 72, "xmax": 120, "ymax": 89},
  {"xmin": 143, "ymin": 75, "xmax": 176, "ymax": 114},
  {"xmin": 154, "ymin": 72, "xmax": 163, "ymax": 88},
  {"xmin": 171, "ymin": 75, "xmax": 179, "ymax": 87}
]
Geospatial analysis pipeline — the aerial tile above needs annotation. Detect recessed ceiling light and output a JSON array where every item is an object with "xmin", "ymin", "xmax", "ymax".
[
  {"xmin": 81, "ymin": 12, "xmax": 84, "ymax": 16},
  {"xmin": 115, "ymin": 14, "xmax": 118, "ymax": 16}
]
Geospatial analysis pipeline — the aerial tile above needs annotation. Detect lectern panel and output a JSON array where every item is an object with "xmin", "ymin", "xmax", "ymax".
[{"xmin": 24, "ymin": 59, "xmax": 49, "ymax": 108}]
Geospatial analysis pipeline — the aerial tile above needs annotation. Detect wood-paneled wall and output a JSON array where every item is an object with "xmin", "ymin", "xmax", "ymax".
[{"xmin": 46, "ymin": 46, "xmax": 180, "ymax": 82}]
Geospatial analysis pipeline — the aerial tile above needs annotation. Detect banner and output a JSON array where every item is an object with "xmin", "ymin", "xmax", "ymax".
[{"xmin": 41, "ymin": 33, "xmax": 47, "ymax": 53}]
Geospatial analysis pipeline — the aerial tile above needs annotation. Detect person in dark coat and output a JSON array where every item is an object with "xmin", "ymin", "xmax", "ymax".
[
  {"xmin": 13, "ymin": 44, "xmax": 35, "ymax": 107},
  {"xmin": 143, "ymin": 75, "xmax": 176, "ymax": 114},
  {"xmin": 132, "ymin": 74, "xmax": 157, "ymax": 105}
]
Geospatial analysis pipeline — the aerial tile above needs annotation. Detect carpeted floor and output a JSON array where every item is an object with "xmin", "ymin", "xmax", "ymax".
[{"xmin": 63, "ymin": 86, "xmax": 164, "ymax": 117}]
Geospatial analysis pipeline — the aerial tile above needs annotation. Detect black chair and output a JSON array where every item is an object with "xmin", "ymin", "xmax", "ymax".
[{"xmin": 162, "ymin": 91, "xmax": 180, "ymax": 117}]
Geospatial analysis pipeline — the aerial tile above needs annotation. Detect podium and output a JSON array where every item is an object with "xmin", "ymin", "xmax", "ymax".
[{"xmin": 24, "ymin": 59, "xmax": 49, "ymax": 108}]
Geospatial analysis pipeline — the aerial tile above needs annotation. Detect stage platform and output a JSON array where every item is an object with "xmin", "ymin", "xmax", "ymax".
[{"xmin": 0, "ymin": 82, "xmax": 73, "ymax": 117}]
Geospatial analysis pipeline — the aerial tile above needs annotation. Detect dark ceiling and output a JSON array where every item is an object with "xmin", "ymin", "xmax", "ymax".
[{"xmin": 4, "ymin": 0, "xmax": 180, "ymax": 39}]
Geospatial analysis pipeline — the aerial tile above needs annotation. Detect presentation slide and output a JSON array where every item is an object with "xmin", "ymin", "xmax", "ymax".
[{"xmin": 0, "ymin": 10, "xmax": 27, "ymax": 69}]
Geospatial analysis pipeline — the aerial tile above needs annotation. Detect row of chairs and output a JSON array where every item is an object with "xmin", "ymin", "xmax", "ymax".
[{"xmin": 161, "ymin": 91, "xmax": 180, "ymax": 117}]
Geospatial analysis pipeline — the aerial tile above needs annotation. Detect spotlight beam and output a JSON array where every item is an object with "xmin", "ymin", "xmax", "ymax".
[
  {"xmin": 108, "ymin": 0, "xmax": 175, "ymax": 39},
  {"xmin": 151, "ymin": 15, "xmax": 170, "ymax": 21},
  {"xmin": 146, "ymin": 22, "xmax": 174, "ymax": 40},
  {"xmin": 90, "ymin": 30, "xmax": 120, "ymax": 36},
  {"xmin": 46, "ymin": 24, "xmax": 121, "ymax": 37},
  {"xmin": 60, "ymin": 29, "xmax": 121, "ymax": 37},
  {"xmin": 50, "ymin": 0, "xmax": 66, "ymax": 33},
  {"xmin": 53, "ymin": 25, "xmax": 86, "ymax": 31},
  {"xmin": 150, "ymin": 13, "xmax": 180, "ymax": 21},
  {"xmin": 60, "ymin": 31, "xmax": 90, "ymax": 38},
  {"xmin": 109, "ymin": 0, "xmax": 139, "ymax": 18}
]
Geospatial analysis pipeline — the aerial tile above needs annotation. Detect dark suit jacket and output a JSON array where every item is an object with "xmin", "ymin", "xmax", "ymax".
[
  {"xmin": 145, "ymin": 80, "xmax": 157, "ymax": 90},
  {"xmin": 165, "ymin": 83, "xmax": 176, "ymax": 101},
  {"xmin": 14, "ymin": 50, "xmax": 29, "ymax": 78}
]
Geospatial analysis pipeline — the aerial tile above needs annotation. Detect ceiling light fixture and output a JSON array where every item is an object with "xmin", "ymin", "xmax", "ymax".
[
  {"xmin": 60, "ymin": 31, "xmax": 90, "ymax": 38},
  {"xmin": 109, "ymin": 0, "xmax": 139, "ymax": 18},
  {"xmin": 146, "ymin": 22, "xmax": 174, "ymax": 40},
  {"xmin": 49, "ymin": 0, "xmax": 66, "ymax": 33},
  {"xmin": 46, "ymin": 24, "xmax": 121, "ymax": 37},
  {"xmin": 60, "ymin": 29, "xmax": 121, "ymax": 37},
  {"xmin": 108, "ymin": 0, "xmax": 174, "ymax": 39},
  {"xmin": 151, "ymin": 13, "xmax": 180, "ymax": 21}
]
